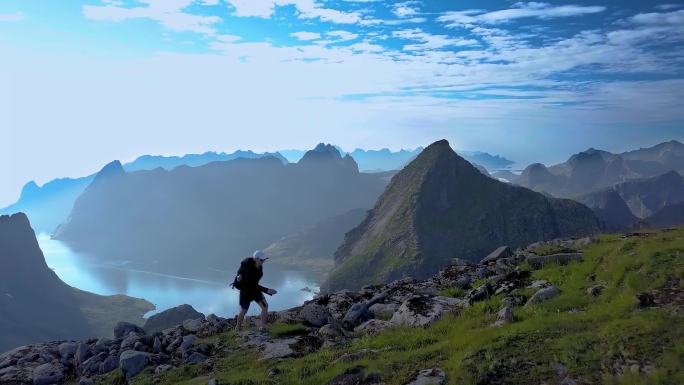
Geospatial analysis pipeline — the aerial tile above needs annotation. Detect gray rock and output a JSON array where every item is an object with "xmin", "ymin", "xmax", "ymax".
[
  {"xmin": 32, "ymin": 363, "xmax": 63, "ymax": 385},
  {"xmin": 481, "ymin": 246, "xmax": 512, "ymax": 265},
  {"xmin": 298, "ymin": 303, "xmax": 330, "ymax": 327},
  {"xmin": 186, "ymin": 352, "xmax": 207, "ymax": 364},
  {"xmin": 79, "ymin": 377, "xmax": 95, "ymax": 385},
  {"xmin": 119, "ymin": 350, "xmax": 152, "ymax": 379},
  {"xmin": 121, "ymin": 333, "xmax": 141, "ymax": 351},
  {"xmin": 493, "ymin": 299, "xmax": 514, "ymax": 327},
  {"xmin": 81, "ymin": 353, "xmax": 106, "ymax": 376},
  {"xmin": 406, "ymin": 368, "xmax": 446, "ymax": 385},
  {"xmin": 58, "ymin": 342, "xmax": 78, "ymax": 359},
  {"xmin": 390, "ymin": 295, "xmax": 461, "ymax": 327},
  {"xmin": 182, "ymin": 318, "xmax": 203, "ymax": 333},
  {"xmin": 208, "ymin": 379, "xmax": 219, "ymax": 385},
  {"xmin": 454, "ymin": 276, "xmax": 472, "ymax": 290},
  {"xmin": 354, "ymin": 319, "xmax": 391, "ymax": 335},
  {"xmin": 466, "ymin": 283, "xmax": 493, "ymax": 304},
  {"xmin": 527, "ymin": 280, "xmax": 549, "ymax": 289},
  {"xmin": 527, "ymin": 286, "xmax": 561, "ymax": 306},
  {"xmin": 144, "ymin": 304, "xmax": 205, "ymax": 334},
  {"xmin": 328, "ymin": 366, "xmax": 382, "ymax": 385},
  {"xmin": 260, "ymin": 338, "xmax": 298, "ymax": 360},
  {"xmin": 318, "ymin": 324, "xmax": 342, "ymax": 339},
  {"xmin": 114, "ymin": 322, "xmax": 145, "ymax": 339},
  {"xmin": 343, "ymin": 302, "xmax": 372, "ymax": 329},
  {"xmin": 75, "ymin": 343, "xmax": 92, "ymax": 366},
  {"xmin": 100, "ymin": 354, "xmax": 119, "ymax": 374},
  {"xmin": 368, "ymin": 303, "xmax": 398, "ymax": 320},
  {"xmin": 153, "ymin": 337, "xmax": 162, "ymax": 354},
  {"xmin": 179, "ymin": 335, "xmax": 197, "ymax": 351},
  {"xmin": 155, "ymin": 364, "xmax": 175, "ymax": 375}
]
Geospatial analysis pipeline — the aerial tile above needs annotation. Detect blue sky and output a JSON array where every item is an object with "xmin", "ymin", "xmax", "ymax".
[{"xmin": 1, "ymin": 0, "xmax": 683, "ymax": 206}]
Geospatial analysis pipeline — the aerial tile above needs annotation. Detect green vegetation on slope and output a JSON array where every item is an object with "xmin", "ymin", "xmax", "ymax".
[{"xmin": 122, "ymin": 228, "xmax": 683, "ymax": 385}]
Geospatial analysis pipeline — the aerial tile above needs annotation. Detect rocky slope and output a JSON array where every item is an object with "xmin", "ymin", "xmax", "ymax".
[
  {"xmin": 0, "ymin": 213, "xmax": 152, "ymax": 353},
  {"xmin": 264, "ymin": 208, "xmax": 367, "ymax": 275},
  {"xmin": 53, "ymin": 144, "xmax": 388, "ymax": 278},
  {"xmin": 323, "ymin": 140, "xmax": 600, "ymax": 292},
  {"xmin": 643, "ymin": 202, "xmax": 684, "ymax": 228},
  {"xmin": 3, "ymin": 229, "xmax": 681, "ymax": 385},
  {"xmin": 574, "ymin": 188, "xmax": 639, "ymax": 230}
]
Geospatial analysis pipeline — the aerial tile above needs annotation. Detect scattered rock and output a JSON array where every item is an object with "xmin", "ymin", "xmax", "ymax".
[
  {"xmin": 180, "ymin": 335, "xmax": 197, "ymax": 351},
  {"xmin": 182, "ymin": 318, "xmax": 203, "ymax": 333},
  {"xmin": 32, "ymin": 363, "xmax": 63, "ymax": 385},
  {"xmin": 368, "ymin": 302, "xmax": 398, "ymax": 320},
  {"xmin": 406, "ymin": 368, "xmax": 446, "ymax": 385},
  {"xmin": 119, "ymin": 350, "xmax": 152, "ymax": 379},
  {"xmin": 527, "ymin": 286, "xmax": 561, "ymax": 306},
  {"xmin": 208, "ymin": 378, "xmax": 220, "ymax": 385},
  {"xmin": 467, "ymin": 283, "xmax": 493, "ymax": 304},
  {"xmin": 390, "ymin": 295, "xmax": 461, "ymax": 327},
  {"xmin": 355, "ymin": 319, "xmax": 391, "ymax": 335},
  {"xmin": 114, "ymin": 322, "xmax": 145, "ymax": 339},
  {"xmin": 328, "ymin": 366, "xmax": 382, "ymax": 385},
  {"xmin": 299, "ymin": 303, "xmax": 330, "ymax": 327},
  {"xmin": 186, "ymin": 352, "xmax": 206, "ymax": 364},
  {"xmin": 481, "ymin": 246, "xmax": 513, "ymax": 264},
  {"xmin": 144, "ymin": 304, "xmax": 205, "ymax": 334},
  {"xmin": 155, "ymin": 364, "xmax": 175, "ymax": 375},
  {"xmin": 493, "ymin": 299, "xmax": 514, "ymax": 327}
]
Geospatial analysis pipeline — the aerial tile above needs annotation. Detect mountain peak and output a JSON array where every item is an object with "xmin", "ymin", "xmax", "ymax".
[
  {"xmin": 298, "ymin": 143, "xmax": 358, "ymax": 172},
  {"xmin": 19, "ymin": 181, "xmax": 40, "ymax": 200},
  {"xmin": 92, "ymin": 160, "xmax": 125, "ymax": 185}
]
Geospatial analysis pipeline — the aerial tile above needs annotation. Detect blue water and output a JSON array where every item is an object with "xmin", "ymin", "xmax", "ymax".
[{"xmin": 38, "ymin": 234, "xmax": 317, "ymax": 318}]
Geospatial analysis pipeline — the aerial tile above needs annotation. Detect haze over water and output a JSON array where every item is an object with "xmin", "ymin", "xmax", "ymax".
[{"xmin": 38, "ymin": 234, "xmax": 317, "ymax": 318}]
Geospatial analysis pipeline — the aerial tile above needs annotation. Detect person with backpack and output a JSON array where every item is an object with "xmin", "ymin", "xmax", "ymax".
[{"xmin": 231, "ymin": 250, "xmax": 277, "ymax": 331}]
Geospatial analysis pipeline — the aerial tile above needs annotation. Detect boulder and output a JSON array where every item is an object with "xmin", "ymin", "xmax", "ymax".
[
  {"xmin": 406, "ymin": 368, "xmax": 446, "ymax": 385},
  {"xmin": 186, "ymin": 352, "xmax": 207, "ymax": 364},
  {"xmin": 182, "ymin": 318, "xmax": 203, "ymax": 333},
  {"xmin": 100, "ymin": 354, "xmax": 119, "ymax": 374},
  {"xmin": 144, "ymin": 304, "xmax": 205, "ymax": 334},
  {"xmin": 120, "ymin": 333, "xmax": 141, "ymax": 351},
  {"xmin": 493, "ymin": 299, "xmax": 514, "ymax": 327},
  {"xmin": 342, "ymin": 303, "xmax": 372, "ymax": 329},
  {"xmin": 119, "ymin": 350, "xmax": 152, "ymax": 379},
  {"xmin": 466, "ymin": 283, "xmax": 493, "ymax": 305},
  {"xmin": 179, "ymin": 335, "xmax": 197, "ymax": 351},
  {"xmin": 114, "ymin": 322, "xmax": 145, "ymax": 339},
  {"xmin": 318, "ymin": 324, "xmax": 342, "ymax": 339},
  {"xmin": 526, "ymin": 286, "xmax": 561, "ymax": 306},
  {"xmin": 354, "ymin": 319, "xmax": 391, "ymax": 335},
  {"xmin": 58, "ymin": 342, "xmax": 78, "ymax": 359},
  {"xmin": 390, "ymin": 295, "xmax": 461, "ymax": 327},
  {"xmin": 328, "ymin": 366, "xmax": 382, "ymax": 385},
  {"xmin": 481, "ymin": 246, "xmax": 512, "ymax": 264},
  {"xmin": 32, "ymin": 363, "xmax": 63, "ymax": 385},
  {"xmin": 527, "ymin": 253, "xmax": 583, "ymax": 270},
  {"xmin": 298, "ymin": 303, "xmax": 330, "ymax": 327},
  {"xmin": 368, "ymin": 303, "xmax": 398, "ymax": 320},
  {"xmin": 75, "ymin": 343, "xmax": 92, "ymax": 366}
]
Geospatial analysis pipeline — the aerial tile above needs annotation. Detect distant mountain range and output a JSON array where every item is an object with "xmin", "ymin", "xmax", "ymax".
[
  {"xmin": 514, "ymin": 140, "xmax": 684, "ymax": 198},
  {"xmin": 0, "ymin": 213, "xmax": 152, "ymax": 352},
  {"xmin": 53, "ymin": 144, "xmax": 389, "ymax": 277},
  {"xmin": 1, "ymin": 146, "xmax": 513, "ymax": 235},
  {"xmin": 323, "ymin": 140, "xmax": 600, "ymax": 292}
]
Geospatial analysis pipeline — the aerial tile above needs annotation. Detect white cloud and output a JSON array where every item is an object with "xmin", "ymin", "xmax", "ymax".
[
  {"xmin": 0, "ymin": 12, "xmax": 25, "ymax": 22},
  {"xmin": 438, "ymin": 2, "xmax": 606, "ymax": 27},
  {"xmin": 631, "ymin": 9, "xmax": 684, "ymax": 25},
  {"xmin": 225, "ymin": 0, "xmax": 365, "ymax": 24},
  {"xmin": 655, "ymin": 4, "xmax": 682, "ymax": 11},
  {"xmin": 383, "ymin": 17, "xmax": 426, "ymax": 25},
  {"xmin": 393, "ymin": 28, "xmax": 478, "ymax": 51},
  {"xmin": 290, "ymin": 31, "xmax": 321, "ymax": 41},
  {"xmin": 83, "ymin": 1, "xmax": 221, "ymax": 35},
  {"xmin": 326, "ymin": 30, "xmax": 359, "ymax": 42},
  {"xmin": 392, "ymin": 1, "xmax": 420, "ymax": 18}
]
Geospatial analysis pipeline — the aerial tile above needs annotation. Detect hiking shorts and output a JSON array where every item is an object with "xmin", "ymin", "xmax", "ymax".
[{"xmin": 239, "ymin": 290, "xmax": 267, "ymax": 311}]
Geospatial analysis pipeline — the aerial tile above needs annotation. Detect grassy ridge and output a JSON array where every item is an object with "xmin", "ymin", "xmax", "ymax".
[{"xmin": 121, "ymin": 228, "xmax": 683, "ymax": 385}]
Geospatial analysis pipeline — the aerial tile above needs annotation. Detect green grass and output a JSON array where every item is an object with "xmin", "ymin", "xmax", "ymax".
[
  {"xmin": 109, "ymin": 228, "xmax": 684, "ymax": 385},
  {"xmin": 439, "ymin": 287, "xmax": 466, "ymax": 298},
  {"xmin": 268, "ymin": 322, "xmax": 308, "ymax": 338}
]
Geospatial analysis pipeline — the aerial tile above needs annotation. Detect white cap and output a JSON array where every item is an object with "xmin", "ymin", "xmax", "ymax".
[{"xmin": 253, "ymin": 250, "xmax": 268, "ymax": 261}]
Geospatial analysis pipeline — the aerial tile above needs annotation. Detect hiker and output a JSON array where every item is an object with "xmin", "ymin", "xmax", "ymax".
[{"xmin": 231, "ymin": 250, "xmax": 277, "ymax": 331}]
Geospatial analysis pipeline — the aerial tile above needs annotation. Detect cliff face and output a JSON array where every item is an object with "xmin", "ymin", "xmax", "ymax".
[
  {"xmin": 323, "ymin": 140, "xmax": 600, "ymax": 292},
  {"xmin": 0, "ymin": 213, "xmax": 93, "ymax": 352}
]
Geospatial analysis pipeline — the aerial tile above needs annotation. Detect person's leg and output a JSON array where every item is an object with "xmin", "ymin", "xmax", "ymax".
[
  {"xmin": 257, "ymin": 297, "xmax": 269, "ymax": 329},
  {"xmin": 236, "ymin": 292, "xmax": 250, "ymax": 331}
]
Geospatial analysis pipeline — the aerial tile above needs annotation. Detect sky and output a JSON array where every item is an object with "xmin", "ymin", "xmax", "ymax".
[{"xmin": 1, "ymin": 0, "xmax": 684, "ymax": 206}]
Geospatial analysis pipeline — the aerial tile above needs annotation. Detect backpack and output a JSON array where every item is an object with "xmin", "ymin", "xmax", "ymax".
[{"xmin": 231, "ymin": 258, "xmax": 252, "ymax": 290}]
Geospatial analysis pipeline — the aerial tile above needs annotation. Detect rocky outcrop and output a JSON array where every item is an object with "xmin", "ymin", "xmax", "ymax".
[
  {"xmin": 143, "ymin": 304, "xmax": 205, "ymax": 334},
  {"xmin": 324, "ymin": 139, "xmax": 600, "ymax": 292}
]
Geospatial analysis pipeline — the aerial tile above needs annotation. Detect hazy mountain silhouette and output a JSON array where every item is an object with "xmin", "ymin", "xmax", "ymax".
[
  {"xmin": 575, "ymin": 188, "xmax": 639, "ymax": 230},
  {"xmin": 0, "ymin": 213, "xmax": 151, "ymax": 352},
  {"xmin": 323, "ymin": 140, "xmax": 600, "ymax": 292},
  {"xmin": 642, "ymin": 202, "xmax": 684, "ymax": 228},
  {"xmin": 264, "ymin": 208, "xmax": 367, "ymax": 272},
  {"xmin": 612, "ymin": 170, "xmax": 684, "ymax": 218},
  {"xmin": 0, "ymin": 150, "xmax": 290, "ymax": 235},
  {"xmin": 53, "ymin": 145, "xmax": 388, "ymax": 277},
  {"xmin": 514, "ymin": 140, "xmax": 684, "ymax": 197}
]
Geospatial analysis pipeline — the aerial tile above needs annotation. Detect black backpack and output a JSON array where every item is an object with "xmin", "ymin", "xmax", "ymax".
[{"xmin": 231, "ymin": 258, "xmax": 251, "ymax": 290}]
